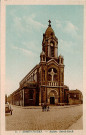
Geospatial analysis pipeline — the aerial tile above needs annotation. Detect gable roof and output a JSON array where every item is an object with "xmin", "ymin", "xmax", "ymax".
[{"xmin": 47, "ymin": 59, "xmax": 58, "ymax": 66}]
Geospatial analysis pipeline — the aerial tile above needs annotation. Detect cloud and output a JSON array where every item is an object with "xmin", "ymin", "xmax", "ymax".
[
  {"xmin": 12, "ymin": 45, "xmax": 36, "ymax": 57},
  {"xmin": 55, "ymin": 20, "xmax": 62, "ymax": 28},
  {"xmin": 59, "ymin": 39, "xmax": 73, "ymax": 49},
  {"xmin": 64, "ymin": 21, "xmax": 78, "ymax": 36},
  {"xmin": 22, "ymin": 15, "xmax": 47, "ymax": 32},
  {"xmin": 59, "ymin": 39, "xmax": 80, "ymax": 55},
  {"xmin": 26, "ymin": 16, "xmax": 46, "ymax": 28},
  {"xmin": 13, "ymin": 14, "xmax": 46, "ymax": 34},
  {"xmin": 55, "ymin": 19, "xmax": 79, "ymax": 38},
  {"xmin": 22, "ymin": 41, "xmax": 41, "ymax": 54},
  {"xmin": 13, "ymin": 17, "xmax": 25, "ymax": 33}
]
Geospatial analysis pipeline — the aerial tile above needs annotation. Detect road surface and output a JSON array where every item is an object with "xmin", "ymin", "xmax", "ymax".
[{"xmin": 5, "ymin": 104, "xmax": 83, "ymax": 130}]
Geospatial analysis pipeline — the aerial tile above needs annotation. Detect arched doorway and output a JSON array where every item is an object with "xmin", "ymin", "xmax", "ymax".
[
  {"xmin": 48, "ymin": 90, "xmax": 58, "ymax": 105},
  {"xmin": 50, "ymin": 97, "xmax": 55, "ymax": 104}
]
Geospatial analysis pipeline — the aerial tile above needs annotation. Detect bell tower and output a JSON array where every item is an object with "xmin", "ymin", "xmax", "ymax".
[
  {"xmin": 39, "ymin": 20, "xmax": 65, "ymax": 105},
  {"xmin": 42, "ymin": 20, "xmax": 58, "ymax": 62}
]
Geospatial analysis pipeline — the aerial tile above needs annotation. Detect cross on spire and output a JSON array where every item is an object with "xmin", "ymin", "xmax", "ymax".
[{"xmin": 48, "ymin": 20, "xmax": 51, "ymax": 27}]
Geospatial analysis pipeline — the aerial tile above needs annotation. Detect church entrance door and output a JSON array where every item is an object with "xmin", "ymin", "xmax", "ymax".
[
  {"xmin": 50, "ymin": 97, "xmax": 55, "ymax": 104},
  {"xmin": 48, "ymin": 89, "xmax": 58, "ymax": 105}
]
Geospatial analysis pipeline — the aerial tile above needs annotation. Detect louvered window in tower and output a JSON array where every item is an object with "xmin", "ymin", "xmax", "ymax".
[
  {"xmin": 51, "ymin": 46, "xmax": 54, "ymax": 57},
  {"xmin": 50, "ymin": 42, "xmax": 54, "ymax": 57}
]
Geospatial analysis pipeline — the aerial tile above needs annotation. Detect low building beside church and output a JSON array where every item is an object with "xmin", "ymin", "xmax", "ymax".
[
  {"xmin": 67, "ymin": 89, "xmax": 83, "ymax": 105},
  {"xmin": 7, "ymin": 20, "xmax": 83, "ymax": 106}
]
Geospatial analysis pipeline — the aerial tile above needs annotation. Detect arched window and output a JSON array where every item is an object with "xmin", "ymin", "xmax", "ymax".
[
  {"xmin": 61, "ymin": 72, "xmax": 63, "ymax": 82},
  {"xmin": 51, "ymin": 46, "xmax": 54, "ymax": 57},
  {"xmin": 43, "ymin": 56, "xmax": 45, "ymax": 61},
  {"xmin": 50, "ymin": 42, "xmax": 54, "ymax": 57},
  {"xmin": 43, "ymin": 70, "xmax": 45, "ymax": 81}
]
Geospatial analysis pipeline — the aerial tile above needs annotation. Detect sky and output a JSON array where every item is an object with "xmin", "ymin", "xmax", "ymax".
[{"xmin": 6, "ymin": 5, "xmax": 84, "ymax": 95}]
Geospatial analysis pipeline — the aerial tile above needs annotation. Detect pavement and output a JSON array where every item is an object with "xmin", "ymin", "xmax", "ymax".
[
  {"xmin": 68, "ymin": 116, "xmax": 83, "ymax": 130},
  {"xmin": 5, "ymin": 104, "xmax": 83, "ymax": 130},
  {"xmin": 23, "ymin": 104, "xmax": 83, "ymax": 130}
]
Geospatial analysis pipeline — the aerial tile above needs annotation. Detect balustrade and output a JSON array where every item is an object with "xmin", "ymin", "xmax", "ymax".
[{"xmin": 48, "ymin": 81, "xmax": 58, "ymax": 86}]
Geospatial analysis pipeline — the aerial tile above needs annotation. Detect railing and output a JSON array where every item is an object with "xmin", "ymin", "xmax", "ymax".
[{"xmin": 48, "ymin": 81, "xmax": 58, "ymax": 86}]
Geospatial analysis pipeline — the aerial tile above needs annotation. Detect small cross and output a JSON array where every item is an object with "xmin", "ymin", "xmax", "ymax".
[
  {"xmin": 48, "ymin": 20, "xmax": 51, "ymax": 27},
  {"xmin": 48, "ymin": 68, "xmax": 57, "ymax": 82}
]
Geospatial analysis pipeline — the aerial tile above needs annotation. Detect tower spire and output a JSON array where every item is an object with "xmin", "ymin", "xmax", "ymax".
[{"xmin": 48, "ymin": 20, "xmax": 51, "ymax": 27}]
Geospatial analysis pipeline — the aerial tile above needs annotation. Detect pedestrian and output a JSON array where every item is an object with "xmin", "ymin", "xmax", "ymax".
[
  {"xmin": 41, "ymin": 103, "xmax": 44, "ymax": 112},
  {"xmin": 47, "ymin": 106, "xmax": 50, "ymax": 111}
]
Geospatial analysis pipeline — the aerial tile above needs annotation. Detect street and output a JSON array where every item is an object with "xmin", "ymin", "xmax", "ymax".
[{"xmin": 5, "ymin": 104, "xmax": 83, "ymax": 130}]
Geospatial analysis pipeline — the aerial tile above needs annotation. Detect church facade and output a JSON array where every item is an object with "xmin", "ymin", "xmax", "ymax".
[{"xmin": 7, "ymin": 21, "xmax": 82, "ymax": 106}]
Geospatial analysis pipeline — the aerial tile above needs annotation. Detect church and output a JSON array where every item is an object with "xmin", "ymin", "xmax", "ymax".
[{"xmin": 7, "ymin": 20, "xmax": 82, "ymax": 106}]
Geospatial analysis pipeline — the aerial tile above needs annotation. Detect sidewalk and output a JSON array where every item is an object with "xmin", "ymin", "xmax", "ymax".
[{"xmin": 68, "ymin": 116, "xmax": 83, "ymax": 130}]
